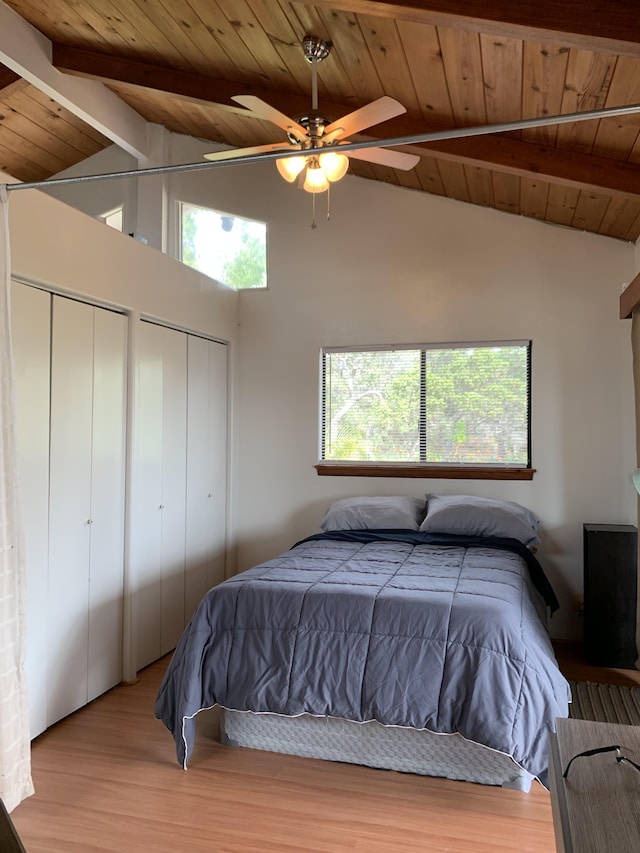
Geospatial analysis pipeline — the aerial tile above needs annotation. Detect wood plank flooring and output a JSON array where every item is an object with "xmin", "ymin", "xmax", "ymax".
[
  {"xmin": 11, "ymin": 643, "xmax": 640, "ymax": 852},
  {"xmin": 552, "ymin": 640, "xmax": 640, "ymax": 688},
  {"xmin": 11, "ymin": 655, "xmax": 562, "ymax": 853}
]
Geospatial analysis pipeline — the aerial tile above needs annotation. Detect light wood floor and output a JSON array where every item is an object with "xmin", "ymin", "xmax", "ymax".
[
  {"xmin": 11, "ymin": 645, "xmax": 640, "ymax": 853},
  {"xmin": 11, "ymin": 656, "xmax": 557, "ymax": 853}
]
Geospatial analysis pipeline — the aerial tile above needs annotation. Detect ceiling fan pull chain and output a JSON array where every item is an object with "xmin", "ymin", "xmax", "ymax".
[
  {"xmin": 311, "ymin": 192, "xmax": 317, "ymax": 229},
  {"xmin": 327, "ymin": 183, "xmax": 331, "ymax": 221}
]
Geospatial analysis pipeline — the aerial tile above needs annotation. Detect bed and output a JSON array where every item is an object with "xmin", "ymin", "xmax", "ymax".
[{"xmin": 155, "ymin": 494, "xmax": 571, "ymax": 790}]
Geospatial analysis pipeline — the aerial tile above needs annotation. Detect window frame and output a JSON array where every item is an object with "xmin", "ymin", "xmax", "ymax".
[
  {"xmin": 97, "ymin": 206, "xmax": 124, "ymax": 231},
  {"xmin": 317, "ymin": 340, "xmax": 535, "ymax": 481},
  {"xmin": 177, "ymin": 200, "xmax": 268, "ymax": 290}
]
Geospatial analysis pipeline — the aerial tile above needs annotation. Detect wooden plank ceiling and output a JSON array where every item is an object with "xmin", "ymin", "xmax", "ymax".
[{"xmin": 2, "ymin": 1, "xmax": 640, "ymax": 240}]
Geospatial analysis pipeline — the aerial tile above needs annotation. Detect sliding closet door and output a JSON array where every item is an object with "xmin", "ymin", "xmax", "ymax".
[
  {"xmin": 132, "ymin": 321, "xmax": 164, "ymax": 670},
  {"xmin": 87, "ymin": 307, "xmax": 127, "ymax": 702},
  {"xmin": 11, "ymin": 282, "xmax": 51, "ymax": 738},
  {"xmin": 48, "ymin": 297, "xmax": 94, "ymax": 723},
  {"xmin": 133, "ymin": 324, "xmax": 228, "ymax": 670},
  {"xmin": 48, "ymin": 297, "xmax": 126, "ymax": 724},
  {"xmin": 133, "ymin": 322, "xmax": 187, "ymax": 670},
  {"xmin": 159, "ymin": 329, "xmax": 188, "ymax": 653},
  {"xmin": 185, "ymin": 336, "xmax": 228, "ymax": 618}
]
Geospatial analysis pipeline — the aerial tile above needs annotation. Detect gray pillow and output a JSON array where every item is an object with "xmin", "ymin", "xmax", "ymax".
[
  {"xmin": 419, "ymin": 493, "xmax": 540, "ymax": 547},
  {"xmin": 321, "ymin": 496, "xmax": 425, "ymax": 532}
]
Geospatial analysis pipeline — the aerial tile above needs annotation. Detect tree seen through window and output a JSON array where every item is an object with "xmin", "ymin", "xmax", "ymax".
[
  {"xmin": 322, "ymin": 343, "xmax": 530, "ymax": 466},
  {"xmin": 179, "ymin": 202, "xmax": 267, "ymax": 290}
]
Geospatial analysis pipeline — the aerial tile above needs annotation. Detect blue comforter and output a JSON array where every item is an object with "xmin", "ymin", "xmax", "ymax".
[{"xmin": 155, "ymin": 531, "xmax": 570, "ymax": 785}]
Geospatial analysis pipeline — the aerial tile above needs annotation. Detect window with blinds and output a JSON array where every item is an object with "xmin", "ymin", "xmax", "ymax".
[{"xmin": 321, "ymin": 341, "xmax": 531, "ymax": 467}]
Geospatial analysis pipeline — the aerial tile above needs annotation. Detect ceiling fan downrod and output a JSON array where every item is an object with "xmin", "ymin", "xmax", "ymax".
[{"xmin": 303, "ymin": 36, "xmax": 331, "ymax": 114}]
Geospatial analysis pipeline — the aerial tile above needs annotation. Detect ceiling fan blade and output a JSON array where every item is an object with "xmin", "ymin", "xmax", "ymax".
[
  {"xmin": 318, "ymin": 101, "xmax": 640, "ymax": 162},
  {"xmin": 232, "ymin": 95, "xmax": 308, "ymax": 140},
  {"xmin": 204, "ymin": 142, "xmax": 297, "ymax": 162},
  {"xmin": 347, "ymin": 147, "xmax": 420, "ymax": 171},
  {"xmin": 323, "ymin": 96, "xmax": 407, "ymax": 139}
]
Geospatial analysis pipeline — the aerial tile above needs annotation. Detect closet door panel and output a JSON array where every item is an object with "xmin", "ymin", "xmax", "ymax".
[
  {"xmin": 185, "ymin": 336, "xmax": 210, "ymax": 617},
  {"xmin": 11, "ymin": 282, "xmax": 51, "ymax": 738},
  {"xmin": 185, "ymin": 337, "xmax": 227, "ymax": 618},
  {"xmin": 133, "ymin": 324, "xmax": 227, "ymax": 670},
  {"xmin": 132, "ymin": 322, "xmax": 165, "ymax": 669},
  {"xmin": 87, "ymin": 309, "xmax": 127, "ymax": 702},
  {"xmin": 159, "ymin": 327, "xmax": 187, "ymax": 654},
  {"xmin": 48, "ymin": 296, "xmax": 94, "ymax": 724},
  {"xmin": 206, "ymin": 340, "xmax": 228, "ymax": 592}
]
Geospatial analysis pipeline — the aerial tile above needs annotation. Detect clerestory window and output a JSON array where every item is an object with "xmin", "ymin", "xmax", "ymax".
[{"xmin": 179, "ymin": 202, "xmax": 267, "ymax": 290}]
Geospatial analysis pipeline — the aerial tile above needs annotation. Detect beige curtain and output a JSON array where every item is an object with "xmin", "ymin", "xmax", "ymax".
[
  {"xmin": 632, "ymin": 309, "xmax": 640, "ymax": 669},
  {"xmin": 0, "ymin": 185, "xmax": 33, "ymax": 810}
]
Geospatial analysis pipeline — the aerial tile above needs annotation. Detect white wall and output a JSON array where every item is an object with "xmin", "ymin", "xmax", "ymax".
[
  {"xmin": 6, "ymin": 174, "xmax": 238, "ymax": 340},
  {"xmin": 238, "ymin": 187, "xmax": 636, "ymax": 640},
  {"xmin": 21, "ymin": 136, "xmax": 639, "ymax": 641},
  {"xmin": 39, "ymin": 146, "xmax": 139, "ymax": 239},
  {"xmin": 176, "ymin": 145, "xmax": 634, "ymax": 643}
]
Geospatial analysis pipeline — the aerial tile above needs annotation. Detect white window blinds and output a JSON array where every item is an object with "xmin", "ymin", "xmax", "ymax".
[{"xmin": 321, "ymin": 341, "xmax": 531, "ymax": 467}]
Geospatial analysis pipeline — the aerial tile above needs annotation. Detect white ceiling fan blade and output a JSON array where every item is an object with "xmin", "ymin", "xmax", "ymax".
[
  {"xmin": 319, "ymin": 102, "xmax": 640, "ymax": 161},
  {"xmin": 347, "ymin": 147, "xmax": 420, "ymax": 171},
  {"xmin": 204, "ymin": 142, "xmax": 297, "ymax": 161},
  {"xmin": 231, "ymin": 95, "xmax": 308, "ymax": 140},
  {"xmin": 321, "ymin": 127, "xmax": 347, "ymax": 144},
  {"xmin": 323, "ymin": 96, "xmax": 407, "ymax": 139}
]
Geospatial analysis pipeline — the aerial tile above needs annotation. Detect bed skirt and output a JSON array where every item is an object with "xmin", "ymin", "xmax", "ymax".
[{"xmin": 219, "ymin": 709, "xmax": 534, "ymax": 793}]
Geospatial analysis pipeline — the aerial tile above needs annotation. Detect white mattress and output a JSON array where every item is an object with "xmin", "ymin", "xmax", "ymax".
[{"xmin": 220, "ymin": 709, "xmax": 534, "ymax": 792}]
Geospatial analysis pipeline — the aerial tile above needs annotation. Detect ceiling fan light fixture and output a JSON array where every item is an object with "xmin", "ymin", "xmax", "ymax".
[
  {"xmin": 303, "ymin": 159, "xmax": 331, "ymax": 193},
  {"xmin": 318, "ymin": 151, "xmax": 349, "ymax": 182},
  {"xmin": 275, "ymin": 155, "xmax": 307, "ymax": 182}
]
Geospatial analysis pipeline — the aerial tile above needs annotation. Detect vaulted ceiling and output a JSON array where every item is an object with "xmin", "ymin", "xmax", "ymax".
[{"xmin": 2, "ymin": 1, "xmax": 640, "ymax": 241}]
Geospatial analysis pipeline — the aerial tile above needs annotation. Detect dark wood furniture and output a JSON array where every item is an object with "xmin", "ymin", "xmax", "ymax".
[
  {"xmin": 0, "ymin": 799, "xmax": 27, "ymax": 853},
  {"xmin": 583, "ymin": 523, "xmax": 637, "ymax": 669},
  {"xmin": 549, "ymin": 717, "xmax": 640, "ymax": 852}
]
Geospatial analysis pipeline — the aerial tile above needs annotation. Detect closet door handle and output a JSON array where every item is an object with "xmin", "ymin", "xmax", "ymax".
[{"xmin": 86, "ymin": 519, "xmax": 93, "ymax": 525}]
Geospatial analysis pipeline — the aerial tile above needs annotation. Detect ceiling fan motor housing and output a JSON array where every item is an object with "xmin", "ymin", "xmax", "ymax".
[
  {"xmin": 302, "ymin": 35, "xmax": 331, "ymax": 64},
  {"xmin": 287, "ymin": 113, "xmax": 331, "ymax": 146}
]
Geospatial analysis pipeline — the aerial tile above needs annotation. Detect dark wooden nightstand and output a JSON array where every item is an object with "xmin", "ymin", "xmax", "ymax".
[
  {"xmin": 0, "ymin": 799, "xmax": 27, "ymax": 853},
  {"xmin": 583, "ymin": 524, "xmax": 637, "ymax": 669}
]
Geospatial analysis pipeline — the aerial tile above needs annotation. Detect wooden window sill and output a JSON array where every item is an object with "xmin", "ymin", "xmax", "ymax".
[{"xmin": 315, "ymin": 463, "xmax": 535, "ymax": 480}]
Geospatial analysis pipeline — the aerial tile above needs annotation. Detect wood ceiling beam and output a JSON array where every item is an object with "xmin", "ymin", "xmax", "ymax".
[
  {"xmin": 0, "ymin": 66, "xmax": 23, "ymax": 92},
  {"xmin": 52, "ymin": 44, "xmax": 312, "ymax": 117},
  {"xmin": 52, "ymin": 44, "xmax": 640, "ymax": 200},
  {"xmin": 295, "ymin": 0, "xmax": 640, "ymax": 57},
  {"xmin": 620, "ymin": 272, "xmax": 640, "ymax": 319},
  {"xmin": 0, "ymin": 3, "xmax": 148, "ymax": 159},
  {"xmin": 412, "ymin": 136, "xmax": 640, "ymax": 201}
]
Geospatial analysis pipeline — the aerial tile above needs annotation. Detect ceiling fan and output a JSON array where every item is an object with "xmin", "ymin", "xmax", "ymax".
[
  {"xmin": 204, "ymin": 35, "xmax": 420, "ymax": 195},
  {"xmin": 202, "ymin": 34, "xmax": 640, "ymax": 202},
  {"xmin": 10, "ymin": 36, "xmax": 640, "ymax": 207}
]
